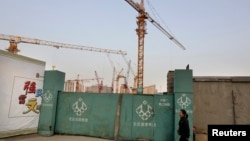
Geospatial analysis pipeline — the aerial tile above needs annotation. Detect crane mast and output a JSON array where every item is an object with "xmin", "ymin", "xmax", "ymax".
[
  {"xmin": 111, "ymin": 67, "xmax": 116, "ymax": 93},
  {"xmin": 0, "ymin": 33, "xmax": 127, "ymax": 55},
  {"xmin": 126, "ymin": 0, "xmax": 146, "ymax": 94},
  {"xmin": 106, "ymin": 53, "xmax": 117, "ymax": 93},
  {"xmin": 95, "ymin": 71, "xmax": 103, "ymax": 93},
  {"xmin": 124, "ymin": 60, "xmax": 131, "ymax": 93},
  {"xmin": 125, "ymin": 0, "xmax": 186, "ymax": 94},
  {"xmin": 115, "ymin": 68, "xmax": 124, "ymax": 93}
]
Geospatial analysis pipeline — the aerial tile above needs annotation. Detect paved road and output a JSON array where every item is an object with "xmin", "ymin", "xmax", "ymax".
[{"xmin": 0, "ymin": 134, "xmax": 113, "ymax": 141}]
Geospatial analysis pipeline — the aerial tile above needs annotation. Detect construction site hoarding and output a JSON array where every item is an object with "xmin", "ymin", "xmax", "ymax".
[
  {"xmin": 118, "ymin": 94, "xmax": 174, "ymax": 141},
  {"xmin": 173, "ymin": 70, "xmax": 193, "ymax": 141},
  {"xmin": 38, "ymin": 69, "xmax": 193, "ymax": 141},
  {"xmin": 54, "ymin": 92, "xmax": 119, "ymax": 139},
  {"xmin": 38, "ymin": 70, "xmax": 65, "ymax": 136},
  {"xmin": 0, "ymin": 50, "xmax": 45, "ymax": 138}
]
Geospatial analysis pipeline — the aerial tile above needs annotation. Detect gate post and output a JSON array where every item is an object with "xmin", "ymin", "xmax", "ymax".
[
  {"xmin": 173, "ymin": 69, "xmax": 193, "ymax": 141},
  {"xmin": 38, "ymin": 70, "xmax": 65, "ymax": 136}
]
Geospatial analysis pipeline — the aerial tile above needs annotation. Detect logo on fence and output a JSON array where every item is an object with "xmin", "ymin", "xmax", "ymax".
[
  {"xmin": 177, "ymin": 94, "xmax": 191, "ymax": 108},
  {"xmin": 42, "ymin": 90, "xmax": 53, "ymax": 103},
  {"xmin": 72, "ymin": 97, "xmax": 87, "ymax": 116},
  {"xmin": 136, "ymin": 100, "xmax": 153, "ymax": 121}
]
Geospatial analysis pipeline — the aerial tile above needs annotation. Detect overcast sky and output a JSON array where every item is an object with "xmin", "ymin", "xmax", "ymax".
[{"xmin": 1, "ymin": 0, "xmax": 250, "ymax": 92}]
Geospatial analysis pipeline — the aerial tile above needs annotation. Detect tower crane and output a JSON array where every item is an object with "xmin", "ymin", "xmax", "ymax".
[
  {"xmin": 0, "ymin": 33, "xmax": 127, "ymax": 55},
  {"xmin": 111, "ymin": 67, "xmax": 116, "ymax": 93},
  {"xmin": 107, "ymin": 53, "xmax": 132, "ymax": 93},
  {"xmin": 125, "ymin": 0, "xmax": 186, "ymax": 94},
  {"xmin": 106, "ymin": 53, "xmax": 117, "ymax": 93},
  {"xmin": 122, "ymin": 54, "xmax": 136, "ymax": 77},
  {"xmin": 95, "ymin": 71, "xmax": 103, "ymax": 93},
  {"xmin": 124, "ymin": 60, "xmax": 131, "ymax": 93},
  {"xmin": 115, "ymin": 68, "xmax": 124, "ymax": 93}
]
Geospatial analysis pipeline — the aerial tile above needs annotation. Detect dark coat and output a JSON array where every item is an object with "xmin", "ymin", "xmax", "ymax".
[{"xmin": 178, "ymin": 117, "xmax": 190, "ymax": 138}]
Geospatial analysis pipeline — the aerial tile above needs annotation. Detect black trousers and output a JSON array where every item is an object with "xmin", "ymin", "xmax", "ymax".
[{"xmin": 179, "ymin": 136, "xmax": 189, "ymax": 141}]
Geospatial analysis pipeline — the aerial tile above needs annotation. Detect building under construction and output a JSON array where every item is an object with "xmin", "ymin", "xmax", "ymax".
[{"xmin": 64, "ymin": 78, "xmax": 157, "ymax": 94}]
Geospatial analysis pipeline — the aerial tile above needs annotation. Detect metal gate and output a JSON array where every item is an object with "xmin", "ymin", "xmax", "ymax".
[
  {"xmin": 52, "ymin": 92, "xmax": 174, "ymax": 141},
  {"xmin": 55, "ymin": 92, "xmax": 119, "ymax": 138},
  {"xmin": 118, "ymin": 94, "xmax": 174, "ymax": 141},
  {"xmin": 38, "ymin": 69, "xmax": 193, "ymax": 141}
]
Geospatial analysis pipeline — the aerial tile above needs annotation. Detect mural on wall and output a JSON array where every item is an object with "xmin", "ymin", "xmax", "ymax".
[
  {"xmin": 9, "ymin": 76, "xmax": 43, "ymax": 117},
  {"xmin": 0, "ymin": 50, "xmax": 45, "ymax": 136}
]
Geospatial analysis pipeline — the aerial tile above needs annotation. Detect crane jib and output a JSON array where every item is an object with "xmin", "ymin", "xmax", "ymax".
[{"xmin": 0, "ymin": 33, "xmax": 127, "ymax": 55}]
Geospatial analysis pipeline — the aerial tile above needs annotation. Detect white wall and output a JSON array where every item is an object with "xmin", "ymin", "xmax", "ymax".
[{"xmin": 0, "ymin": 50, "xmax": 45, "ymax": 137}]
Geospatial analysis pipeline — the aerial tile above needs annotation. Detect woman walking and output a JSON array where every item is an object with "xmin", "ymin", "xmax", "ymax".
[{"xmin": 178, "ymin": 109, "xmax": 190, "ymax": 141}]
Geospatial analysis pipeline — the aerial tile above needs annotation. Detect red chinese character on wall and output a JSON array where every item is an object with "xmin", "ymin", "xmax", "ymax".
[
  {"xmin": 19, "ymin": 95, "xmax": 26, "ymax": 104},
  {"xmin": 19, "ymin": 81, "xmax": 37, "ymax": 104},
  {"xmin": 23, "ymin": 81, "xmax": 36, "ymax": 94}
]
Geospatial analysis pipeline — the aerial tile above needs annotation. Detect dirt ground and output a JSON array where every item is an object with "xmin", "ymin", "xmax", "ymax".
[{"xmin": 0, "ymin": 133, "xmax": 113, "ymax": 141}]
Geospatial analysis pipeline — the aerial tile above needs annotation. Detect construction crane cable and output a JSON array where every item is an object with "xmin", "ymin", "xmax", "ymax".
[
  {"xmin": 146, "ymin": 0, "xmax": 175, "ymax": 37},
  {"xmin": 145, "ymin": 0, "xmax": 159, "ymax": 23},
  {"xmin": 146, "ymin": 15, "xmax": 186, "ymax": 50}
]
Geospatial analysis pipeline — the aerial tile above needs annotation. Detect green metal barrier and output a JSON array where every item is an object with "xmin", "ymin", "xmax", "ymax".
[
  {"xmin": 55, "ymin": 92, "xmax": 119, "ymax": 139},
  {"xmin": 118, "ymin": 94, "xmax": 174, "ymax": 141},
  {"xmin": 38, "ymin": 70, "xmax": 65, "ymax": 136},
  {"xmin": 153, "ymin": 95, "xmax": 174, "ymax": 141},
  {"xmin": 38, "ymin": 69, "xmax": 193, "ymax": 141},
  {"xmin": 174, "ymin": 70, "xmax": 193, "ymax": 141}
]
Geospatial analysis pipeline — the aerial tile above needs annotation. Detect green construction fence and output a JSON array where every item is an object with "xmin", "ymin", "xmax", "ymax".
[{"xmin": 38, "ymin": 69, "xmax": 193, "ymax": 141}]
